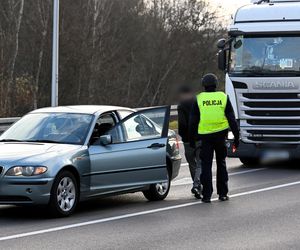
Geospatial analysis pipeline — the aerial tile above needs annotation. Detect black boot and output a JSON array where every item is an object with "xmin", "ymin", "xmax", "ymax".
[
  {"xmin": 191, "ymin": 187, "xmax": 202, "ymax": 199},
  {"xmin": 219, "ymin": 196, "xmax": 229, "ymax": 202},
  {"xmin": 201, "ymin": 197, "xmax": 211, "ymax": 203}
]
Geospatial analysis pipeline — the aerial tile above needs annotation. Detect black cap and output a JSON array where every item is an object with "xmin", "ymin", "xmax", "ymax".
[{"xmin": 202, "ymin": 74, "xmax": 218, "ymax": 89}]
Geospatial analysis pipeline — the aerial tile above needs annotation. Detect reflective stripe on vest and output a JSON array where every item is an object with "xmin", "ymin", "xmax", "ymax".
[{"xmin": 197, "ymin": 91, "xmax": 229, "ymax": 135}]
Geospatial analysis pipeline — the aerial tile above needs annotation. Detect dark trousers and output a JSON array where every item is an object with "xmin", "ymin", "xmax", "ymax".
[
  {"xmin": 200, "ymin": 136, "xmax": 228, "ymax": 198},
  {"xmin": 183, "ymin": 142, "xmax": 201, "ymax": 189}
]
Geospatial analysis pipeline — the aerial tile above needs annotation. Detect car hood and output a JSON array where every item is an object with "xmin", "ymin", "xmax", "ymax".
[{"xmin": 0, "ymin": 142, "xmax": 83, "ymax": 163}]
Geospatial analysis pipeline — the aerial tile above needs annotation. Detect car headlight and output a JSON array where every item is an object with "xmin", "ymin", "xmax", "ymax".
[
  {"xmin": 6, "ymin": 166, "xmax": 48, "ymax": 176},
  {"xmin": 227, "ymin": 131, "xmax": 234, "ymax": 140}
]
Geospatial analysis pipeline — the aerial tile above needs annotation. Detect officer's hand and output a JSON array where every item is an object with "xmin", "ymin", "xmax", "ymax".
[{"xmin": 233, "ymin": 139, "xmax": 240, "ymax": 148}]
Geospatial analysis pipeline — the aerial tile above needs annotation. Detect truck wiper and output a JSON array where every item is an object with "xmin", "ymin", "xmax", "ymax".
[
  {"xmin": 275, "ymin": 70, "xmax": 300, "ymax": 76},
  {"xmin": 233, "ymin": 69, "xmax": 300, "ymax": 77},
  {"xmin": 233, "ymin": 70, "xmax": 265, "ymax": 76}
]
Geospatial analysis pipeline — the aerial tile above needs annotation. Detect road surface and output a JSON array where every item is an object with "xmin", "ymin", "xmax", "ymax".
[{"xmin": 1, "ymin": 145, "xmax": 300, "ymax": 249}]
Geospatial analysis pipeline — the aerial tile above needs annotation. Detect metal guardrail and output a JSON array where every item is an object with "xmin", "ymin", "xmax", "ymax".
[
  {"xmin": 0, "ymin": 117, "xmax": 20, "ymax": 134},
  {"xmin": 170, "ymin": 105, "xmax": 178, "ymax": 119},
  {"xmin": 0, "ymin": 106, "xmax": 178, "ymax": 134}
]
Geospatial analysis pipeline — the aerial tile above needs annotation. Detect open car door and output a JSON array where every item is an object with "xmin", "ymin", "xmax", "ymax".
[{"xmin": 88, "ymin": 106, "xmax": 171, "ymax": 194}]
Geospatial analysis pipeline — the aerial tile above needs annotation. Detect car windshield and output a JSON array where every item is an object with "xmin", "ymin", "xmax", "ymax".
[
  {"xmin": 229, "ymin": 35, "xmax": 300, "ymax": 76},
  {"xmin": 0, "ymin": 113, "xmax": 93, "ymax": 145}
]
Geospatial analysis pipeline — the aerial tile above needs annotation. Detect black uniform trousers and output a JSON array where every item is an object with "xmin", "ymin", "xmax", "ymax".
[{"xmin": 200, "ymin": 135, "xmax": 228, "ymax": 199}]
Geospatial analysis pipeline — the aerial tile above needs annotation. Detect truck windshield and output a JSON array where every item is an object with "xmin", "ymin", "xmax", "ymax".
[
  {"xmin": 0, "ymin": 113, "xmax": 94, "ymax": 145},
  {"xmin": 229, "ymin": 35, "xmax": 300, "ymax": 76}
]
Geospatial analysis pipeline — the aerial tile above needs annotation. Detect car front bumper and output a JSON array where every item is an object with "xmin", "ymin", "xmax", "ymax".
[{"xmin": 0, "ymin": 177, "xmax": 54, "ymax": 205}]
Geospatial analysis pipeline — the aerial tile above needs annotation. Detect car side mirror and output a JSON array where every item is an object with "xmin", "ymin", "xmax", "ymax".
[
  {"xmin": 218, "ymin": 50, "xmax": 227, "ymax": 71},
  {"xmin": 99, "ymin": 135, "xmax": 112, "ymax": 146}
]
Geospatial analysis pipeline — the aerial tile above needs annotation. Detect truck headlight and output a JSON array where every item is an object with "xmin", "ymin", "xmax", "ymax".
[
  {"xmin": 6, "ymin": 166, "xmax": 48, "ymax": 176},
  {"xmin": 227, "ymin": 132, "xmax": 234, "ymax": 140}
]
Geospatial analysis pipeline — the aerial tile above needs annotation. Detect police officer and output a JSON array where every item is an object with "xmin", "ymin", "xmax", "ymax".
[
  {"xmin": 189, "ymin": 74, "xmax": 239, "ymax": 203},
  {"xmin": 177, "ymin": 85, "xmax": 201, "ymax": 198}
]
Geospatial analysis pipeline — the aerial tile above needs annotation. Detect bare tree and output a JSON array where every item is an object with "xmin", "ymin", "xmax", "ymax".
[
  {"xmin": 32, "ymin": 0, "xmax": 51, "ymax": 109},
  {"xmin": 0, "ymin": 0, "xmax": 226, "ymax": 117},
  {"xmin": 3, "ymin": 0, "xmax": 25, "ymax": 114}
]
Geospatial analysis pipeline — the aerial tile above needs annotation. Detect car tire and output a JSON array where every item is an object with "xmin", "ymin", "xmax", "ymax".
[
  {"xmin": 143, "ymin": 169, "xmax": 171, "ymax": 201},
  {"xmin": 49, "ymin": 170, "xmax": 79, "ymax": 217},
  {"xmin": 240, "ymin": 157, "xmax": 258, "ymax": 167}
]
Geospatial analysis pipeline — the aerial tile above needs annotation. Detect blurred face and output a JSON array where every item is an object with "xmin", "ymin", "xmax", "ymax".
[{"xmin": 179, "ymin": 92, "xmax": 193, "ymax": 101}]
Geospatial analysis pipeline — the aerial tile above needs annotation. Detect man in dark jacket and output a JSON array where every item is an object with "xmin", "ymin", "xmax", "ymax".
[
  {"xmin": 177, "ymin": 85, "xmax": 201, "ymax": 198},
  {"xmin": 189, "ymin": 74, "xmax": 239, "ymax": 203}
]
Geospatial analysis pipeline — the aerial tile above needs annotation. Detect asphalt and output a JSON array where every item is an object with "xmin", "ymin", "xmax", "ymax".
[{"xmin": 1, "ymin": 145, "xmax": 300, "ymax": 250}]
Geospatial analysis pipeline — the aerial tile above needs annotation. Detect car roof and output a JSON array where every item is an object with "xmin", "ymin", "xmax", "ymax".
[{"xmin": 30, "ymin": 105, "xmax": 135, "ymax": 115}]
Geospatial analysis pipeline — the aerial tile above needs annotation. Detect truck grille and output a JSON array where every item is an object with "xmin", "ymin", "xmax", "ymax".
[
  {"xmin": 245, "ymin": 110, "xmax": 300, "ymax": 117},
  {"xmin": 244, "ymin": 102, "xmax": 300, "ymax": 108},
  {"xmin": 237, "ymin": 89, "xmax": 300, "ymax": 144},
  {"xmin": 247, "ymin": 120, "xmax": 300, "ymax": 126}
]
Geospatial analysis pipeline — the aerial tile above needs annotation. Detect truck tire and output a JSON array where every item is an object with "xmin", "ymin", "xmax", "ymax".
[{"xmin": 239, "ymin": 157, "xmax": 258, "ymax": 167}]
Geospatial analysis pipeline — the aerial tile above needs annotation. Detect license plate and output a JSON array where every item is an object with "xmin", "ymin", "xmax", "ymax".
[{"xmin": 261, "ymin": 150, "xmax": 290, "ymax": 162}]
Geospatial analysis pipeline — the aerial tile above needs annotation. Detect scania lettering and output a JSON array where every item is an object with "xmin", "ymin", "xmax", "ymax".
[
  {"xmin": 254, "ymin": 81, "xmax": 297, "ymax": 90},
  {"xmin": 217, "ymin": 0, "xmax": 300, "ymax": 165}
]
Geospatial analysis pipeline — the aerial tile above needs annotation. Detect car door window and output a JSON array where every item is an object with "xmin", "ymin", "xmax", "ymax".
[
  {"xmin": 97, "ymin": 113, "xmax": 116, "ymax": 135},
  {"xmin": 90, "ymin": 112, "xmax": 117, "ymax": 144},
  {"xmin": 108, "ymin": 107, "xmax": 169, "ymax": 144}
]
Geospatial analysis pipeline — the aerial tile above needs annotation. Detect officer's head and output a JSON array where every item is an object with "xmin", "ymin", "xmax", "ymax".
[
  {"xmin": 202, "ymin": 73, "xmax": 218, "ymax": 91},
  {"xmin": 177, "ymin": 85, "xmax": 193, "ymax": 101}
]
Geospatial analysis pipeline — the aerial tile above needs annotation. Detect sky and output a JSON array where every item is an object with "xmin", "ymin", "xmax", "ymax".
[{"xmin": 210, "ymin": 0, "xmax": 251, "ymax": 20}]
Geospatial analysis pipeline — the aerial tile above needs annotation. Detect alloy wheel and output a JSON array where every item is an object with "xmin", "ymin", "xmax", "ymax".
[
  {"xmin": 57, "ymin": 177, "xmax": 76, "ymax": 212},
  {"xmin": 155, "ymin": 179, "xmax": 169, "ymax": 196}
]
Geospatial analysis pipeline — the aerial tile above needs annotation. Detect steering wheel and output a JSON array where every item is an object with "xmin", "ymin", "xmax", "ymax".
[{"xmin": 65, "ymin": 133, "xmax": 83, "ymax": 143}]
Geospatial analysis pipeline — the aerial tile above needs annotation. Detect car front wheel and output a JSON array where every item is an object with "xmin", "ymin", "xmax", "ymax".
[
  {"xmin": 143, "ymin": 170, "xmax": 171, "ymax": 201},
  {"xmin": 49, "ymin": 170, "xmax": 79, "ymax": 217}
]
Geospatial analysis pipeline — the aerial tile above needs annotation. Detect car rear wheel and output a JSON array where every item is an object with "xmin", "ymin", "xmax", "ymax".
[
  {"xmin": 143, "ymin": 169, "xmax": 171, "ymax": 201},
  {"xmin": 49, "ymin": 170, "xmax": 79, "ymax": 217}
]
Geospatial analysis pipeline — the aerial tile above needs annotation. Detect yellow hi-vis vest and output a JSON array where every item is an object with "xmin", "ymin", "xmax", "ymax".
[{"xmin": 197, "ymin": 91, "xmax": 229, "ymax": 135}]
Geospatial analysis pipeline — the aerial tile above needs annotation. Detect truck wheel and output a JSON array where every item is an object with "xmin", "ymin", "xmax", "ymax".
[
  {"xmin": 143, "ymin": 170, "xmax": 170, "ymax": 201},
  {"xmin": 49, "ymin": 170, "xmax": 79, "ymax": 217},
  {"xmin": 240, "ymin": 157, "xmax": 258, "ymax": 167}
]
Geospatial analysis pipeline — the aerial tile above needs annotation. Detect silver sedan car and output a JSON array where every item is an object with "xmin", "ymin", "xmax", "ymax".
[{"xmin": 0, "ymin": 106, "xmax": 181, "ymax": 216}]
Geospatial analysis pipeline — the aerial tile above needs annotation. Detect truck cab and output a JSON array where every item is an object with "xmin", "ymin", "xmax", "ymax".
[{"xmin": 218, "ymin": 0, "xmax": 300, "ymax": 165}]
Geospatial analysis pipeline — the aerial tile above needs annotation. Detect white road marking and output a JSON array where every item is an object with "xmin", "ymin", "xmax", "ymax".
[
  {"xmin": 172, "ymin": 167, "xmax": 267, "ymax": 186},
  {"xmin": 0, "ymin": 180, "xmax": 300, "ymax": 242}
]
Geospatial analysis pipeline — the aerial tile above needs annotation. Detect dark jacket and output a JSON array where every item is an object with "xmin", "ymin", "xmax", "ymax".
[
  {"xmin": 177, "ymin": 99, "xmax": 194, "ymax": 143},
  {"xmin": 189, "ymin": 91, "xmax": 239, "ymax": 147}
]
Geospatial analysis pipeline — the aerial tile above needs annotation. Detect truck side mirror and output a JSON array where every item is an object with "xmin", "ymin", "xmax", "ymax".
[
  {"xmin": 217, "ymin": 38, "xmax": 226, "ymax": 49},
  {"xmin": 218, "ymin": 50, "xmax": 227, "ymax": 71}
]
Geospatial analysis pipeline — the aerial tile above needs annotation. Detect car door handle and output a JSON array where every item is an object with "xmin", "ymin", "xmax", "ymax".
[{"xmin": 147, "ymin": 143, "xmax": 166, "ymax": 149}]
